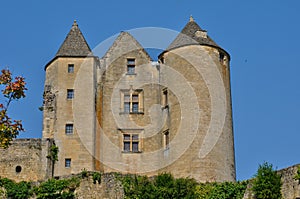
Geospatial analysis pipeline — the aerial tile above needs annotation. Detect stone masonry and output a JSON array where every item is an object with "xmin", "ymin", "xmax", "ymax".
[{"xmin": 0, "ymin": 17, "xmax": 236, "ymax": 183}]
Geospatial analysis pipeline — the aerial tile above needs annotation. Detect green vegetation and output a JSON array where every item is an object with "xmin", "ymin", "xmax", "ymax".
[
  {"xmin": 0, "ymin": 176, "xmax": 80, "ymax": 199},
  {"xmin": 80, "ymin": 168, "xmax": 88, "ymax": 179},
  {"xmin": 252, "ymin": 162, "xmax": 282, "ymax": 199},
  {"xmin": 0, "ymin": 164, "xmax": 285, "ymax": 199},
  {"xmin": 0, "ymin": 69, "xmax": 27, "ymax": 148},
  {"xmin": 0, "ymin": 177, "xmax": 32, "ymax": 199},
  {"xmin": 35, "ymin": 177, "xmax": 80, "ymax": 199},
  {"xmin": 293, "ymin": 165, "xmax": 300, "ymax": 182},
  {"xmin": 118, "ymin": 173, "xmax": 248, "ymax": 199},
  {"xmin": 92, "ymin": 172, "xmax": 101, "ymax": 184},
  {"xmin": 47, "ymin": 145, "xmax": 59, "ymax": 162},
  {"xmin": 196, "ymin": 181, "xmax": 248, "ymax": 199}
]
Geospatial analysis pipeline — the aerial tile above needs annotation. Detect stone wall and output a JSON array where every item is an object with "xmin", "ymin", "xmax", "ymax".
[
  {"xmin": 158, "ymin": 44, "xmax": 235, "ymax": 182},
  {"xmin": 0, "ymin": 139, "xmax": 51, "ymax": 182},
  {"xmin": 43, "ymin": 56, "xmax": 98, "ymax": 177},
  {"xmin": 74, "ymin": 173, "xmax": 124, "ymax": 199}
]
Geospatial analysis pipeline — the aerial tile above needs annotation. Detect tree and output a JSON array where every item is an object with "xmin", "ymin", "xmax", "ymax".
[
  {"xmin": 0, "ymin": 69, "xmax": 27, "ymax": 148},
  {"xmin": 252, "ymin": 162, "xmax": 282, "ymax": 199}
]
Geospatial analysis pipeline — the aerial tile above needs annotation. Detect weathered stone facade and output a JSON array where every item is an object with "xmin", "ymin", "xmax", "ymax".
[
  {"xmin": 0, "ymin": 17, "xmax": 236, "ymax": 183},
  {"xmin": 0, "ymin": 139, "xmax": 53, "ymax": 182}
]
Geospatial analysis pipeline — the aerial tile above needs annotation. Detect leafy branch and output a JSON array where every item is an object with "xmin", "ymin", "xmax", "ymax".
[{"xmin": 0, "ymin": 69, "xmax": 27, "ymax": 148}]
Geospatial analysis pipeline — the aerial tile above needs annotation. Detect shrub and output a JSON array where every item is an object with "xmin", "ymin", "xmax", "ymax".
[
  {"xmin": 0, "ymin": 177, "xmax": 32, "ymax": 199},
  {"xmin": 34, "ymin": 177, "xmax": 80, "ymax": 199},
  {"xmin": 252, "ymin": 162, "xmax": 282, "ymax": 199},
  {"xmin": 119, "ymin": 173, "xmax": 198, "ymax": 199},
  {"xmin": 80, "ymin": 168, "xmax": 88, "ymax": 179},
  {"xmin": 92, "ymin": 172, "xmax": 101, "ymax": 184}
]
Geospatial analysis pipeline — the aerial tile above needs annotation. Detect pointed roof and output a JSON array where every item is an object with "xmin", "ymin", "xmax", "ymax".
[
  {"xmin": 167, "ymin": 16, "xmax": 220, "ymax": 50},
  {"xmin": 56, "ymin": 20, "xmax": 92, "ymax": 57},
  {"xmin": 102, "ymin": 31, "xmax": 151, "ymax": 65}
]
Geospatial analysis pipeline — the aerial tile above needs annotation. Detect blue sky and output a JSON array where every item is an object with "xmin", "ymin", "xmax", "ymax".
[{"xmin": 0, "ymin": 0, "xmax": 299, "ymax": 181}]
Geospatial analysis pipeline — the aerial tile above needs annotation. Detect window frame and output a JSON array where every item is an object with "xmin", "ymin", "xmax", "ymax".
[
  {"xmin": 68, "ymin": 64, "xmax": 74, "ymax": 73},
  {"xmin": 120, "ymin": 129, "xmax": 143, "ymax": 153},
  {"xmin": 65, "ymin": 158, "xmax": 71, "ymax": 168},
  {"xmin": 126, "ymin": 58, "xmax": 136, "ymax": 75},
  {"xmin": 67, "ymin": 89, "xmax": 74, "ymax": 99},
  {"xmin": 120, "ymin": 89, "xmax": 143, "ymax": 114},
  {"xmin": 65, "ymin": 123, "xmax": 74, "ymax": 135},
  {"xmin": 163, "ymin": 130, "xmax": 170, "ymax": 150}
]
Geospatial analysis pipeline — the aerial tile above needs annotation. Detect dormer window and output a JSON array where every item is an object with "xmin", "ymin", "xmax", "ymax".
[{"xmin": 127, "ymin": 58, "xmax": 135, "ymax": 74}]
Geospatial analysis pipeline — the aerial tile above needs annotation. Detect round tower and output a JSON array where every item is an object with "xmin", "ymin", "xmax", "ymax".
[{"xmin": 158, "ymin": 16, "xmax": 236, "ymax": 182}]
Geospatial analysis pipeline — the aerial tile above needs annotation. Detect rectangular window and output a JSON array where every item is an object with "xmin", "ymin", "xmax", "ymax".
[
  {"xmin": 67, "ymin": 89, "xmax": 74, "ymax": 99},
  {"xmin": 127, "ymin": 58, "xmax": 135, "ymax": 74},
  {"xmin": 123, "ymin": 134, "xmax": 131, "ymax": 152},
  {"xmin": 124, "ymin": 94, "xmax": 130, "ymax": 113},
  {"xmin": 164, "ymin": 131, "xmax": 170, "ymax": 149},
  {"xmin": 68, "ymin": 64, "xmax": 74, "ymax": 73},
  {"xmin": 65, "ymin": 124, "xmax": 73, "ymax": 134},
  {"xmin": 132, "ymin": 141, "xmax": 139, "ymax": 152},
  {"xmin": 121, "ymin": 132, "xmax": 141, "ymax": 153},
  {"xmin": 162, "ymin": 89, "xmax": 168, "ymax": 108},
  {"xmin": 65, "ymin": 158, "xmax": 71, "ymax": 168},
  {"xmin": 132, "ymin": 102, "xmax": 139, "ymax": 113},
  {"xmin": 121, "ymin": 90, "xmax": 143, "ymax": 114},
  {"xmin": 132, "ymin": 94, "xmax": 139, "ymax": 113}
]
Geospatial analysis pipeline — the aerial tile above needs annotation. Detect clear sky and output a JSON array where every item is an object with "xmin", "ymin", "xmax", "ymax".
[{"xmin": 0, "ymin": 0, "xmax": 299, "ymax": 181}]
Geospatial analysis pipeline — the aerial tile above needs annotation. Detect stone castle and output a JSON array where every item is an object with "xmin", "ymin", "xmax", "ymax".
[{"xmin": 0, "ymin": 17, "xmax": 236, "ymax": 183}]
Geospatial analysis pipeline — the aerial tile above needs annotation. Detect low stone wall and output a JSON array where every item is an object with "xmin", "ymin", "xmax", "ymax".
[
  {"xmin": 0, "ymin": 172, "xmax": 124, "ymax": 199},
  {"xmin": 74, "ymin": 173, "xmax": 124, "ymax": 199},
  {"xmin": 278, "ymin": 165, "xmax": 300, "ymax": 199},
  {"xmin": 0, "ymin": 139, "xmax": 52, "ymax": 182}
]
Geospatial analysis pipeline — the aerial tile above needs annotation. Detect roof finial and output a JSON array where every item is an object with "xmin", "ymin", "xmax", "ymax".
[
  {"xmin": 73, "ymin": 20, "xmax": 78, "ymax": 26},
  {"xmin": 189, "ymin": 15, "xmax": 194, "ymax": 22}
]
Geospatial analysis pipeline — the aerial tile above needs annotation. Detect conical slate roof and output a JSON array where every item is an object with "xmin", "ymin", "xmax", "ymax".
[
  {"xmin": 56, "ymin": 20, "xmax": 92, "ymax": 57},
  {"xmin": 167, "ymin": 16, "xmax": 220, "ymax": 50}
]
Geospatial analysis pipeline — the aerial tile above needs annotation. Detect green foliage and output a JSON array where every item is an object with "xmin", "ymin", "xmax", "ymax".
[
  {"xmin": 35, "ymin": 177, "xmax": 80, "ymax": 199},
  {"xmin": 293, "ymin": 166, "xmax": 300, "ymax": 182},
  {"xmin": 119, "ymin": 173, "xmax": 247, "ymax": 199},
  {"xmin": 0, "ymin": 187, "xmax": 6, "ymax": 198},
  {"xmin": 195, "ymin": 181, "xmax": 247, "ymax": 199},
  {"xmin": 0, "ymin": 173, "xmax": 249, "ymax": 199},
  {"xmin": 120, "ymin": 173, "xmax": 199, "ymax": 199},
  {"xmin": 80, "ymin": 168, "xmax": 88, "ymax": 179},
  {"xmin": 0, "ymin": 69, "xmax": 27, "ymax": 148},
  {"xmin": 252, "ymin": 162, "xmax": 282, "ymax": 199},
  {"xmin": 0, "ymin": 177, "xmax": 32, "ymax": 199},
  {"xmin": 208, "ymin": 181, "xmax": 247, "ymax": 199},
  {"xmin": 0, "ymin": 176, "xmax": 80, "ymax": 199},
  {"xmin": 47, "ymin": 144, "xmax": 59, "ymax": 162},
  {"xmin": 195, "ymin": 183, "xmax": 215, "ymax": 199},
  {"xmin": 92, "ymin": 172, "xmax": 101, "ymax": 184}
]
